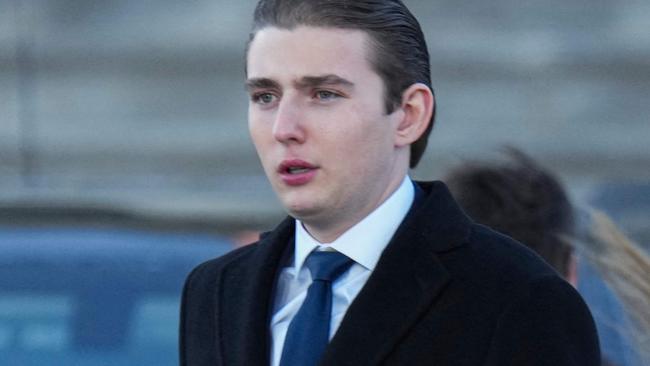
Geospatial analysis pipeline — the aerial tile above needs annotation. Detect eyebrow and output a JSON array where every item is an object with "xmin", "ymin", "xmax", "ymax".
[
  {"xmin": 294, "ymin": 74, "xmax": 354, "ymax": 90},
  {"xmin": 245, "ymin": 78, "xmax": 280, "ymax": 92},
  {"xmin": 245, "ymin": 74, "xmax": 354, "ymax": 92}
]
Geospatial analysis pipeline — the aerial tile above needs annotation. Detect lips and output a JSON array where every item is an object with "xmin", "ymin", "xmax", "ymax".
[{"xmin": 278, "ymin": 159, "xmax": 319, "ymax": 186}]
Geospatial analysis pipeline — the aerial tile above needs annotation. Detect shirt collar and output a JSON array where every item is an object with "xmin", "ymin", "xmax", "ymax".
[{"xmin": 294, "ymin": 175, "xmax": 415, "ymax": 272}]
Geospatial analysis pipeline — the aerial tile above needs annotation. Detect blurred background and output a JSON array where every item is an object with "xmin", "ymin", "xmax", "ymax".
[{"xmin": 1, "ymin": 0, "xmax": 649, "ymax": 365}]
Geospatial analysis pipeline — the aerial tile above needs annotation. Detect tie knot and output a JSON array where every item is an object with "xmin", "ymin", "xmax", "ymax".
[{"xmin": 305, "ymin": 251, "xmax": 353, "ymax": 282}]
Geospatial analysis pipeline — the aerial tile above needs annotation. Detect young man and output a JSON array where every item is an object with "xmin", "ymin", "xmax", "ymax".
[{"xmin": 180, "ymin": 1, "xmax": 600, "ymax": 365}]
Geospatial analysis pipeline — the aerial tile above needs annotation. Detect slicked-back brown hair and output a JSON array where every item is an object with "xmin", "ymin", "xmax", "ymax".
[{"xmin": 248, "ymin": 0, "xmax": 435, "ymax": 168}]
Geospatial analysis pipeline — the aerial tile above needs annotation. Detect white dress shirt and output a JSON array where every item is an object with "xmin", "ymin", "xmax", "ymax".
[{"xmin": 270, "ymin": 176, "xmax": 415, "ymax": 366}]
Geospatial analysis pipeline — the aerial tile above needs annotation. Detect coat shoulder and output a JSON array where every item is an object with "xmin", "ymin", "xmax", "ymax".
[
  {"xmin": 439, "ymin": 222, "xmax": 576, "ymax": 308},
  {"xmin": 179, "ymin": 242, "xmax": 263, "ymax": 366},
  {"xmin": 184, "ymin": 242, "xmax": 261, "ymax": 289},
  {"xmin": 465, "ymin": 223, "xmax": 560, "ymax": 281},
  {"xmin": 429, "ymin": 224, "xmax": 600, "ymax": 365}
]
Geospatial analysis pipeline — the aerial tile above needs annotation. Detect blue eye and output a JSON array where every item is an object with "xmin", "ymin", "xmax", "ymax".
[
  {"xmin": 315, "ymin": 90, "xmax": 339, "ymax": 100},
  {"xmin": 253, "ymin": 93, "xmax": 276, "ymax": 104},
  {"xmin": 251, "ymin": 93, "xmax": 276, "ymax": 104}
]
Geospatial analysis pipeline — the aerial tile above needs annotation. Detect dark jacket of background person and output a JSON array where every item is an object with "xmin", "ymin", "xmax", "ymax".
[{"xmin": 179, "ymin": 182, "xmax": 600, "ymax": 366}]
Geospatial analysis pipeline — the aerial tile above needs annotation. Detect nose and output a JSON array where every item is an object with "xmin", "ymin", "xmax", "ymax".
[{"xmin": 272, "ymin": 97, "xmax": 306, "ymax": 144}]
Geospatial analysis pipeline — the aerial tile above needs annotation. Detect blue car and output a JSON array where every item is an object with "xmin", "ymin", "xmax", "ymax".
[{"xmin": 0, "ymin": 226, "xmax": 233, "ymax": 365}]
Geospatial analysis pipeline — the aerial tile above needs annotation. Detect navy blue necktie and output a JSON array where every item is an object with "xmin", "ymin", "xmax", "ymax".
[{"xmin": 279, "ymin": 251, "xmax": 354, "ymax": 366}]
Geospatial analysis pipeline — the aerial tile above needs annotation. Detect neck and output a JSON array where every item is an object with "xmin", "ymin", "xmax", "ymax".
[
  {"xmin": 302, "ymin": 174, "xmax": 409, "ymax": 243},
  {"xmin": 302, "ymin": 220, "xmax": 355, "ymax": 244}
]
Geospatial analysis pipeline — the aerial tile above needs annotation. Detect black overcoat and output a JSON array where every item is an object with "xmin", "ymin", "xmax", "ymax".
[{"xmin": 179, "ymin": 181, "xmax": 600, "ymax": 365}]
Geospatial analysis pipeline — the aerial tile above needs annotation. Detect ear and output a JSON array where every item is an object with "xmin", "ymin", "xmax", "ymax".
[{"xmin": 394, "ymin": 83, "xmax": 435, "ymax": 147}]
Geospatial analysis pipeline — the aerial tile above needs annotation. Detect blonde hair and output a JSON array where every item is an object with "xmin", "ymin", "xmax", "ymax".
[{"xmin": 575, "ymin": 210, "xmax": 650, "ymax": 363}]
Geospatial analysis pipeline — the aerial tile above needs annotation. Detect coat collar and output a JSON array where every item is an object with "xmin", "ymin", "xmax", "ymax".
[
  {"xmin": 217, "ymin": 181, "xmax": 472, "ymax": 366},
  {"xmin": 321, "ymin": 181, "xmax": 472, "ymax": 365}
]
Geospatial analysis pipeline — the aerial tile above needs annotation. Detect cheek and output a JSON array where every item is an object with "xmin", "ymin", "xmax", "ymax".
[
  {"xmin": 248, "ymin": 114, "xmax": 269, "ymax": 146},
  {"xmin": 342, "ymin": 112, "xmax": 394, "ymax": 152},
  {"xmin": 248, "ymin": 121, "xmax": 275, "ymax": 171}
]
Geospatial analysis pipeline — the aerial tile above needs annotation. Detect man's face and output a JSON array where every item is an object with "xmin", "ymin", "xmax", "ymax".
[{"xmin": 246, "ymin": 26, "xmax": 407, "ymax": 238}]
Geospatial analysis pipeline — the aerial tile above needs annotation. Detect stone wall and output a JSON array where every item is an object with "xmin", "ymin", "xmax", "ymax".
[{"xmin": 1, "ymin": 1, "xmax": 649, "ymax": 236}]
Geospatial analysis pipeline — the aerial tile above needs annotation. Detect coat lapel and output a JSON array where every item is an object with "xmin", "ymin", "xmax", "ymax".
[
  {"xmin": 218, "ymin": 217, "xmax": 294, "ymax": 366},
  {"xmin": 321, "ymin": 181, "xmax": 472, "ymax": 366}
]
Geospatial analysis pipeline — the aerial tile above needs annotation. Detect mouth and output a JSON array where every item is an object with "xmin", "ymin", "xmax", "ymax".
[
  {"xmin": 278, "ymin": 160, "xmax": 317, "ymax": 174},
  {"xmin": 278, "ymin": 159, "xmax": 319, "ymax": 185},
  {"xmin": 286, "ymin": 167, "xmax": 312, "ymax": 174}
]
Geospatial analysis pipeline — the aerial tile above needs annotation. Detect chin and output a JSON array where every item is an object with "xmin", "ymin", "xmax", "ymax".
[{"xmin": 284, "ymin": 200, "xmax": 323, "ymax": 221}]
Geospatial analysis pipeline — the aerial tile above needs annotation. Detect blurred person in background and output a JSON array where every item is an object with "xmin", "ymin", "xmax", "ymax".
[
  {"xmin": 179, "ymin": 1, "xmax": 599, "ymax": 365},
  {"xmin": 578, "ymin": 210, "xmax": 650, "ymax": 365},
  {"xmin": 445, "ymin": 147, "xmax": 647, "ymax": 366}
]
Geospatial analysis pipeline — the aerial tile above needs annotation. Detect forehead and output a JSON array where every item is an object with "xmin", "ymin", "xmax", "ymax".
[{"xmin": 246, "ymin": 26, "xmax": 375, "ymax": 81}]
